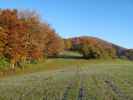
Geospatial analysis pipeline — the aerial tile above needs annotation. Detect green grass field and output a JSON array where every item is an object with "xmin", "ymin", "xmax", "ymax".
[{"xmin": 0, "ymin": 58, "xmax": 133, "ymax": 100}]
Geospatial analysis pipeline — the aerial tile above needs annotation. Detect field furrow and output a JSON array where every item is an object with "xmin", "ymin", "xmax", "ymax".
[{"xmin": 0, "ymin": 59, "xmax": 133, "ymax": 100}]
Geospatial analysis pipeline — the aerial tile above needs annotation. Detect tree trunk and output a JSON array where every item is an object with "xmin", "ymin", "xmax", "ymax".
[{"xmin": 10, "ymin": 63, "xmax": 15, "ymax": 69}]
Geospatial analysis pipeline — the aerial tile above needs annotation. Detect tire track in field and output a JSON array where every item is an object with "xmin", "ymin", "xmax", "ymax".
[
  {"xmin": 77, "ymin": 66, "xmax": 86, "ymax": 100},
  {"xmin": 78, "ymin": 85, "xmax": 85, "ymax": 100},
  {"xmin": 61, "ymin": 80, "xmax": 74, "ymax": 100},
  {"xmin": 43, "ymin": 69, "xmax": 77, "ymax": 100},
  {"xmin": 102, "ymin": 73, "xmax": 132, "ymax": 100},
  {"xmin": 62, "ymin": 66, "xmax": 82, "ymax": 100},
  {"xmin": 104, "ymin": 80, "xmax": 129, "ymax": 100}
]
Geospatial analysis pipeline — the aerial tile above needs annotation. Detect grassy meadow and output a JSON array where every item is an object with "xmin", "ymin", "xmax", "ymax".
[{"xmin": 0, "ymin": 54, "xmax": 133, "ymax": 100}]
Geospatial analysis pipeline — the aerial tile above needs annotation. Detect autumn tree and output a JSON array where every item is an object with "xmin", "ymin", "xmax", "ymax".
[
  {"xmin": 44, "ymin": 29, "xmax": 64, "ymax": 56},
  {"xmin": 64, "ymin": 39, "xmax": 73, "ymax": 50},
  {"xmin": 0, "ymin": 9, "xmax": 27, "ymax": 68},
  {"xmin": 0, "ymin": 9, "xmax": 64, "ymax": 68},
  {"xmin": 0, "ymin": 27, "xmax": 7, "ymax": 57},
  {"xmin": 65, "ymin": 37, "xmax": 117, "ymax": 59}
]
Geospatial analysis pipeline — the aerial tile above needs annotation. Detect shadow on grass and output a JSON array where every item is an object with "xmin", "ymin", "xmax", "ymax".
[{"xmin": 48, "ymin": 55, "xmax": 84, "ymax": 60}]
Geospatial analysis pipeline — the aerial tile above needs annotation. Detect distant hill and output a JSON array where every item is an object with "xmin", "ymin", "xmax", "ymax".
[{"xmin": 64, "ymin": 36, "xmax": 132, "ymax": 60}]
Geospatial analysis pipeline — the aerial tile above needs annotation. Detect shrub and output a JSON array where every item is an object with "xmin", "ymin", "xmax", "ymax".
[
  {"xmin": 124, "ymin": 49, "xmax": 133, "ymax": 60},
  {"xmin": 80, "ymin": 44, "xmax": 101, "ymax": 59},
  {"xmin": 0, "ymin": 57, "xmax": 9, "ymax": 69}
]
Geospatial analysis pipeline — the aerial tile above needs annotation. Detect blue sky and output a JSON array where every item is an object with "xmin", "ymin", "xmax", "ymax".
[{"xmin": 0, "ymin": 0, "xmax": 133, "ymax": 48}]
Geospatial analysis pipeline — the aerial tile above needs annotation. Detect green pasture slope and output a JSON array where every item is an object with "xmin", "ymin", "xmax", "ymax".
[{"xmin": 0, "ymin": 58, "xmax": 133, "ymax": 100}]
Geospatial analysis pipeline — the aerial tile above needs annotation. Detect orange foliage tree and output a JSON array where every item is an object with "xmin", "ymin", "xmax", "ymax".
[{"xmin": 0, "ymin": 9, "xmax": 64, "ymax": 68}]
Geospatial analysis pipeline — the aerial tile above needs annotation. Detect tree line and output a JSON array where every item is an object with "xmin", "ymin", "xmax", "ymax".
[
  {"xmin": 64, "ymin": 36, "xmax": 117, "ymax": 59},
  {"xmin": 0, "ymin": 9, "xmax": 64, "ymax": 69},
  {"xmin": 64, "ymin": 37, "xmax": 133, "ymax": 60},
  {"xmin": 0, "ymin": 9, "xmax": 132, "ymax": 69}
]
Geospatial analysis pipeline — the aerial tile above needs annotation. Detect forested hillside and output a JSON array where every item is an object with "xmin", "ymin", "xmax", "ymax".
[{"xmin": 64, "ymin": 36, "xmax": 133, "ymax": 60}]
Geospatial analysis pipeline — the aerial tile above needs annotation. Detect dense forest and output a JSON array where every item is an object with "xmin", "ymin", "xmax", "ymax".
[{"xmin": 0, "ymin": 9, "xmax": 133, "ymax": 70}]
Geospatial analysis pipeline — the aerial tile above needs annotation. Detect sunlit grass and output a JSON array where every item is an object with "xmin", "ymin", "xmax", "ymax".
[{"xmin": 0, "ymin": 58, "xmax": 133, "ymax": 99}]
